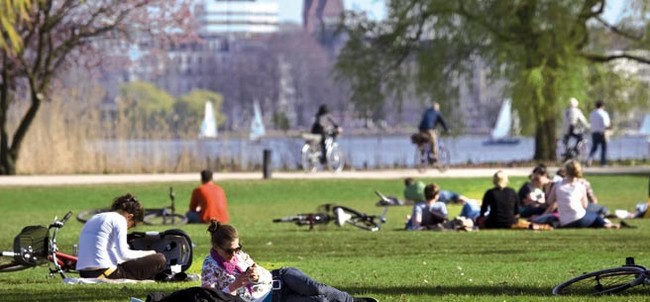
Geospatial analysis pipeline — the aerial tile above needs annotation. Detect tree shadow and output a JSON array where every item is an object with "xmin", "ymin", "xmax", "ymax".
[{"xmin": 345, "ymin": 284, "xmax": 552, "ymax": 297}]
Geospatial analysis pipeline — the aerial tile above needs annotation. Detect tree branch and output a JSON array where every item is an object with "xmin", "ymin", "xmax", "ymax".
[
  {"xmin": 582, "ymin": 51, "xmax": 650, "ymax": 64},
  {"xmin": 594, "ymin": 15, "xmax": 645, "ymax": 41}
]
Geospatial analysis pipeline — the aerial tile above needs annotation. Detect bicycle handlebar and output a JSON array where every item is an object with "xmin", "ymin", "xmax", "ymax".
[{"xmin": 50, "ymin": 211, "xmax": 73, "ymax": 228}]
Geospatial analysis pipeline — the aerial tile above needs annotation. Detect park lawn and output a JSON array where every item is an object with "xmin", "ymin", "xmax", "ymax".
[{"xmin": 0, "ymin": 174, "xmax": 648, "ymax": 302}]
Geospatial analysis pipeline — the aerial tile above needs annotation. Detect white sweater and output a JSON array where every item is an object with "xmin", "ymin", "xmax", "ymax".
[{"xmin": 76, "ymin": 212, "xmax": 153, "ymax": 270}]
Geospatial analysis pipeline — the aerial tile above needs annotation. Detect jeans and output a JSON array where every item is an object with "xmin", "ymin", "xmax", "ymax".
[
  {"xmin": 80, "ymin": 253, "xmax": 166, "ymax": 280},
  {"xmin": 186, "ymin": 211, "xmax": 202, "ymax": 223},
  {"xmin": 273, "ymin": 267, "xmax": 355, "ymax": 302},
  {"xmin": 589, "ymin": 132, "xmax": 607, "ymax": 166}
]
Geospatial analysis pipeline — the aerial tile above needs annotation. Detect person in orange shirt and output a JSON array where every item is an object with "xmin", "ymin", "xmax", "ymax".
[{"xmin": 187, "ymin": 170, "xmax": 229, "ymax": 224}]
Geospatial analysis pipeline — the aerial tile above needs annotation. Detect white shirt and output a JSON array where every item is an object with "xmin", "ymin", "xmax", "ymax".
[
  {"xmin": 553, "ymin": 180, "xmax": 588, "ymax": 226},
  {"xmin": 76, "ymin": 212, "xmax": 153, "ymax": 270},
  {"xmin": 589, "ymin": 108, "xmax": 610, "ymax": 133}
]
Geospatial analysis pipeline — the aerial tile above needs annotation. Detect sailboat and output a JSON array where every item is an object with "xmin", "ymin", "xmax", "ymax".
[
  {"xmin": 249, "ymin": 101, "xmax": 265, "ymax": 141},
  {"xmin": 483, "ymin": 98, "xmax": 521, "ymax": 145},
  {"xmin": 198, "ymin": 101, "xmax": 218, "ymax": 139}
]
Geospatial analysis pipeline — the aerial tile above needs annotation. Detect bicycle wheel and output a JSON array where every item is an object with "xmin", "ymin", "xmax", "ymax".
[
  {"xmin": 333, "ymin": 206, "xmax": 381, "ymax": 232},
  {"xmin": 0, "ymin": 261, "xmax": 30, "ymax": 272},
  {"xmin": 552, "ymin": 266, "xmax": 646, "ymax": 296},
  {"xmin": 143, "ymin": 213, "xmax": 188, "ymax": 226},
  {"xmin": 301, "ymin": 144, "xmax": 319, "ymax": 173},
  {"xmin": 327, "ymin": 144, "xmax": 344, "ymax": 172},
  {"xmin": 76, "ymin": 208, "xmax": 107, "ymax": 223},
  {"xmin": 414, "ymin": 147, "xmax": 428, "ymax": 173},
  {"xmin": 436, "ymin": 145, "xmax": 450, "ymax": 173}
]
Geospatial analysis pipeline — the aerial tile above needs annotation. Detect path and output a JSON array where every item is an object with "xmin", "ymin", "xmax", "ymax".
[{"xmin": 0, "ymin": 166, "xmax": 647, "ymax": 187}]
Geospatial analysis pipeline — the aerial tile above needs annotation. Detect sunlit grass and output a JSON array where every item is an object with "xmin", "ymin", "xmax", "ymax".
[{"xmin": 0, "ymin": 175, "xmax": 648, "ymax": 301}]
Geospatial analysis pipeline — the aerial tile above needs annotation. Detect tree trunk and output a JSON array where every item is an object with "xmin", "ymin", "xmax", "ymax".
[
  {"xmin": 534, "ymin": 118, "xmax": 557, "ymax": 161},
  {"xmin": 0, "ymin": 58, "xmax": 11, "ymax": 175}
]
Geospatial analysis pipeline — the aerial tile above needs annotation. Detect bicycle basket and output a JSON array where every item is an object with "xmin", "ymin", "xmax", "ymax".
[
  {"xmin": 411, "ymin": 132, "xmax": 430, "ymax": 145},
  {"xmin": 13, "ymin": 225, "xmax": 49, "ymax": 266},
  {"xmin": 127, "ymin": 229, "xmax": 193, "ymax": 273}
]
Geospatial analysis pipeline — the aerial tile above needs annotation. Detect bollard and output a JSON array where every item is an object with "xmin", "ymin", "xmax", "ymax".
[{"xmin": 263, "ymin": 149, "xmax": 272, "ymax": 179}]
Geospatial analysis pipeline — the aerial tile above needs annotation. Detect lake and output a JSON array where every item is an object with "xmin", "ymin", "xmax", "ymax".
[{"xmin": 94, "ymin": 135, "xmax": 649, "ymax": 171}]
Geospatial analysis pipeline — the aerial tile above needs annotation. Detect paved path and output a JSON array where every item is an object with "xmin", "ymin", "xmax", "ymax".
[{"xmin": 0, "ymin": 166, "xmax": 647, "ymax": 187}]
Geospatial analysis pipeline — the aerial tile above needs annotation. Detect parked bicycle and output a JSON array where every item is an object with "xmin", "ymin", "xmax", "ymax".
[
  {"xmin": 77, "ymin": 187, "xmax": 187, "ymax": 225},
  {"xmin": 412, "ymin": 131, "xmax": 450, "ymax": 173},
  {"xmin": 553, "ymin": 257, "xmax": 650, "ymax": 296},
  {"xmin": 300, "ymin": 127, "xmax": 345, "ymax": 173},
  {"xmin": 0, "ymin": 212, "xmax": 77, "ymax": 278},
  {"xmin": 273, "ymin": 201, "xmax": 388, "ymax": 232}
]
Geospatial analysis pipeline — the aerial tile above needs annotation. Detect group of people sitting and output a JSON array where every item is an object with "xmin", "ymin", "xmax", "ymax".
[{"xmin": 403, "ymin": 159, "xmax": 621, "ymax": 231}]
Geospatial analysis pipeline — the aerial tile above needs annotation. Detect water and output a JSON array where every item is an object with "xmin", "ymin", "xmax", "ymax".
[{"xmin": 95, "ymin": 135, "xmax": 649, "ymax": 170}]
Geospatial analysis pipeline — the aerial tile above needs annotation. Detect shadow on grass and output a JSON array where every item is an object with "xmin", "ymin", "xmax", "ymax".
[{"xmin": 345, "ymin": 284, "xmax": 552, "ymax": 297}]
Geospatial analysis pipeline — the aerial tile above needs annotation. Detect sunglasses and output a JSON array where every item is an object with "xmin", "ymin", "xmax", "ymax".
[{"xmin": 220, "ymin": 244, "xmax": 242, "ymax": 255}]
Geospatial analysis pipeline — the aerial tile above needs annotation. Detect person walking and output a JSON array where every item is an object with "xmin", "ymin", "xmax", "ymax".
[
  {"xmin": 187, "ymin": 169, "xmax": 230, "ymax": 224},
  {"xmin": 418, "ymin": 100, "xmax": 449, "ymax": 163},
  {"xmin": 310, "ymin": 104, "xmax": 340, "ymax": 164},
  {"xmin": 588, "ymin": 100, "xmax": 611, "ymax": 166}
]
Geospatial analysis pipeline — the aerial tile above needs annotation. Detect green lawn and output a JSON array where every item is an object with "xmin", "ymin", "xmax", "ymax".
[{"xmin": 0, "ymin": 174, "xmax": 648, "ymax": 301}]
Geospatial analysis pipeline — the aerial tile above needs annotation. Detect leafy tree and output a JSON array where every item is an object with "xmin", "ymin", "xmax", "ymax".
[
  {"xmin": 0, "ymin": 0, "xmax": 31, "ymax": 53},
  {"xmin": 173, "ymin": 89, "xmax": 225, "ymax": 138},
  {"xmin": 0, "ymin": 0, "xmax": 191, "ymax": 174},
  {"xmin": 336, "ymin": 0, "xmax": 650, "ymax": 160},
  {"xmin": 117, "ymin": 81, "xmax": 175, "ymax": 136}
]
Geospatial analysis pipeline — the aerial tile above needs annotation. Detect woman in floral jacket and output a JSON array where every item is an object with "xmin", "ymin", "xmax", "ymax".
[{"xmin": 201, "ymin": 220, "xmax": 377, "ymax": 302}]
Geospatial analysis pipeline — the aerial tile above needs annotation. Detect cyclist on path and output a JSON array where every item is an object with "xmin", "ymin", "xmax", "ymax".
[{"xmin": 418, "ymin": 100, "xmax": 449, "ymax": 163}]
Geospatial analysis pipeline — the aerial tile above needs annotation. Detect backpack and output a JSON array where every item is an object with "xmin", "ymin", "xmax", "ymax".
[
  {"xmin": 146, "ymin": 287, "xmax": 246, "ymax": 302},
  {"xmin": 127, "ymin": 229, "xmax": 193, "ymax": 274}
]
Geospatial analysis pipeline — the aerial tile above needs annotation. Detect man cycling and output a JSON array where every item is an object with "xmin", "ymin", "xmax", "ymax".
[
  {"xmin": 562, "ymin": 97, "xmax": 589, "ymax": 159},
  {"xmin": 310, "ymin": 104, "xmax": 340, "ymax": 164},
  {"xmin": 418, "ymin": 100, "xmax": 449, "ymax": 163}
]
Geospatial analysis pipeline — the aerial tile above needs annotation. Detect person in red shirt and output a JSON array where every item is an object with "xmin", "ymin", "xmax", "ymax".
[{"xmin": 187, "ymin": 170, "xmax": 229, "ymax": 224}]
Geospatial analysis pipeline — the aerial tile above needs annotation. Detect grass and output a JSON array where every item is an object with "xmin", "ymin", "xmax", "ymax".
[{"xmin": 0, "ymin": 174, "xmax": 649, "ymax": 301}]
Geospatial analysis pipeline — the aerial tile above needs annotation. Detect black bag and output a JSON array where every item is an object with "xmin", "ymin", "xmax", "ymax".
[
  {"xmin": 127, "ymin": 229, "xmax": 193, "ymax": 274},
  {"xmin": 13, "ymin": 225, "xmax": 49, "ymax": 266},
  {"xmin": 146, "ymin": 287, "xmax": 246, "ymax": 302}
]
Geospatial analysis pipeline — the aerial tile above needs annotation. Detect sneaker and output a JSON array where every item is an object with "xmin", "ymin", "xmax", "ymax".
[{"xmin": 354, "ymin": 297, "xmax": 379, "ymax": 302}]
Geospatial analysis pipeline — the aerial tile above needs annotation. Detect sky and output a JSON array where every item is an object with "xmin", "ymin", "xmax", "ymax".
[
  {"xmin": 273, "ymin": 0, "xmax": 624, "ymax": 24},
  {"xmin": 275, "ymin": 0, "xmax": 386, "ymax": 23}
]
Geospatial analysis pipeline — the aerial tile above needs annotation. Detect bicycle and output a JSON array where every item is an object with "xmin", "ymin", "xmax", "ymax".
[
  {"xmin": 273, "ymin": 201, "xmax": 388, "ymax": 232},
  {"xmin": 77, "ymin": 187, "xmax": 187, "ymax": 225},
  {"xmin": 557, "ymin": 136, "xmax": 588, "ymax": 163},
  {"xmin": 0, "ymin": 212, "xmax": 78, "ymax": 278},
  {"xmin": 412, "ymin": 132, "xmax": 450, "ymax": 173},
  {"xmin": 552, "ymin": 257, "xmax": 650, "ymax": 296},
  {"xmin": 300, "ymin": 127, "xmax": 345, "ymax": 173}
]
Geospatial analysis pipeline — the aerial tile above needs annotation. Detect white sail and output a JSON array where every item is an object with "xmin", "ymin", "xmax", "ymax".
[
  {"xmin": 491, "ymin": 99, "xmax": 512, "ymax": 139},
  {"xmin": 249, "ymin": 101, "xmax": 265, "ymax": 141},
  {"xmin": 199, "ymin": 101, "xmax": 218, "ymax": 139},
  {"xmin": 640, "ymin": 114, "xmax": 650, "ymax": 136}
]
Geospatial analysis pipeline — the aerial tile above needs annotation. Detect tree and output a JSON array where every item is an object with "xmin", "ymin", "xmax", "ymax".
[
  {"xmin": 336, "ymin": 0, "xmax": 650, "ymax": 160},
  {"xmin": 0, "ymin": 0, "xmax": 191, "ymax": 174},
  {"xmin": 0, "ymin": 0, "xmax": 31, "ymax": 53},
  {"xmin": 173, "ymin": 89, "xmax": 225, "ymax": 138},
  {"xmin": 117, "ymin": 81, "xmax": 175, "ymax": 137}
]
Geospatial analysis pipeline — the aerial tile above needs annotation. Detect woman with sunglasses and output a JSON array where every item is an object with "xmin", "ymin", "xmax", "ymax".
[
  {"xmin": 76, "ymin": 194, "xmax": 166, "ymax": 280},
  {"xmin": 202, "ymin": 220, "xmax": 378, "ymax": 302}
]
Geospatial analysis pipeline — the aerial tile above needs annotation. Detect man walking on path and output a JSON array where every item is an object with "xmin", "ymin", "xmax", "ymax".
[
  {"xmin": 588, "ymin": 100, "xmax": 611, "ymax": 167},
  {"xmin": 187, "ymin": 170, "xmax": 229, "ymax": 223}
]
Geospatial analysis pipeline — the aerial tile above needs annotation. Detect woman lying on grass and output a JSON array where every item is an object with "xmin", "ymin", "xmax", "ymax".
[{"xmin": 202, "ymin": 220, "xmax": 378, "ymax": 302}]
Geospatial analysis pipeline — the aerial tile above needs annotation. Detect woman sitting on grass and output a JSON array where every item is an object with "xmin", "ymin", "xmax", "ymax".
[
  {"xmin": 543, "ymin": 160, "xmax": 619, "ymax": 229},
  {"xmin": 201, "ymin": 220, "xmax": 378, "ymax": 302},
  {"xmin": 477, "ymin": 170, "xmax": 519, "ymax": 229}
]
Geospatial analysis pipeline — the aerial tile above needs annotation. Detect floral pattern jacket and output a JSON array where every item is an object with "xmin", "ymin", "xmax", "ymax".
[{"xmin": 201, "ymin": 251, "xmax": 272, "ymax": 302}]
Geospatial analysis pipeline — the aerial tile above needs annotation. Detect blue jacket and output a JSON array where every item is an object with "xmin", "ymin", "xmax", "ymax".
[{"xmin": 418, "ymin": 107, "xmax": 449, "ymax": 132}]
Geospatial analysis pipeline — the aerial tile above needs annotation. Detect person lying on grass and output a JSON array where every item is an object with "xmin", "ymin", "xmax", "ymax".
[
  {"xmin": 76, "ymin": 194, "xmax": 166, "ymax": 280},
  {"xmin": 202, "ymin": 220, "xmax": 378, "ymax": 302}
]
